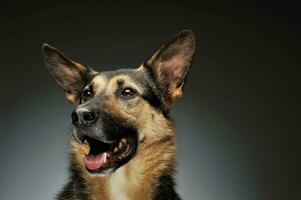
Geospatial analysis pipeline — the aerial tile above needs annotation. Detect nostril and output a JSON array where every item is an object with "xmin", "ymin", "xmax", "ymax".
[
  {"xmin": 71, "ymin": 111, "xmax": 79, "ymax": 124},
  {"xmin": 83, "ymin": 112, "xmax": 96, "ymax": 122}
]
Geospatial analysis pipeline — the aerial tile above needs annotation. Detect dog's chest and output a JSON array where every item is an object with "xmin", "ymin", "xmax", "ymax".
[
  {"xmin": 106, "ymin": 167, "xmax": 151, "ymax": 200},
  {"xmin": 108, "ymin": 169, "xmax": 130, "ymax": 200}
]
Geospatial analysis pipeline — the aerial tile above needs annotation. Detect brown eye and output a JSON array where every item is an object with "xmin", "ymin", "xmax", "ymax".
[
  {"xmin": 82, "ymin": 88, "xmax": 93, "ymax": 101},
  {"xmin": 121, "ymin": 87, "xmax": 136, "ymax": 98}
]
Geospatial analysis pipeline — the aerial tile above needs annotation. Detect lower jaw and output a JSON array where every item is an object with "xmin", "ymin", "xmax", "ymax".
[{"xmin": 86, "ymin": 166, "xmax": 116, "ymax": 176}]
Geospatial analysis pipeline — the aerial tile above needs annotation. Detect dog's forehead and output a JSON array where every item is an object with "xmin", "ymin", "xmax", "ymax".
[
  {"xmin": 90, "ymin": 68, "xmax": 146, "ymax": 92},
  {"xmin": 89, "ymin": 68, "xmax": 163, "ymax": 110}
]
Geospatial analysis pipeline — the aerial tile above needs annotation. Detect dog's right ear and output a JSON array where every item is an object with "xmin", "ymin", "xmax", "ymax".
[{"xmin": 42, "ymin": 44, "xmax": 96, "ymax": 105}]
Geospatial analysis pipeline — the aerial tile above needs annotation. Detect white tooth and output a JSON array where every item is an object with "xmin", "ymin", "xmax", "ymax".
[
  {"xmin": 104, "ymin": 153, "xmax": 107, "ymax": 163},
  {"xmin": 114, "ymin": 147, "xmax": 118, "ymax": 152},
  {"xmin": 118, "ymin": 142, "xmax": 123, "ymax": 149}
]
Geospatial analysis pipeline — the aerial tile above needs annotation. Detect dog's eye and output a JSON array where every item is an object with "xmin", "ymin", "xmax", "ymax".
[
  {"xmin": 120, "ymin": 88, "xmax": 136, "ymax": 98},
  {"xmin": 82, "ymin": 88, "xmax": 93, "ymax": 102}
]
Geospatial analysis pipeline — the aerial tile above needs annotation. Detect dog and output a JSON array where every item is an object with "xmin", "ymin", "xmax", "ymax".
[{"xmin": 42, "ymin": 30, "xmax": 196, "ymax": 200}]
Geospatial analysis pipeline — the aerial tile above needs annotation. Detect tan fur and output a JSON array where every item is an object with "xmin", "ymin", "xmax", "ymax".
[
  {"xmin": 91, "ymin": 74, "xmax": 108, "ymax": 95},
  {"xmin": 66, "ymin": 93, "xmax": 77, "ymax": 104},
  {"xmin": 72, "ymin": 61, "xmax": 89, "ymax": 74},
  {"xmin": 71, "ymin": 74, "xmax": 177, "ymax": 200}
]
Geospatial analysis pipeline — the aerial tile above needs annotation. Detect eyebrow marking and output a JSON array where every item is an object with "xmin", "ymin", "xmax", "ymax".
[
  {"xmin": 117, "ymin": 79, "xmax": 124, "ymax": 87},
  {"xmin": 108, "ymin": 75, "xmax": 143, "ymax": 94},
  {"xmin": 91, "ymin": 74, "xmax": 108, "ymax": 95}
]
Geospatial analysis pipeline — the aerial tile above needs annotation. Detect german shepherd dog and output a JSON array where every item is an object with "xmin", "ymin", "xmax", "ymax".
[{"xmin": 42, "ymin": 30, "xmax": 196, "ymax": 200}]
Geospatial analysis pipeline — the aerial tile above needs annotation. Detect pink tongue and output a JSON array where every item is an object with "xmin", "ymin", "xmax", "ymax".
[{"xmin": 83, "ymin": 152, "xmax": 107, "ymax": 170}]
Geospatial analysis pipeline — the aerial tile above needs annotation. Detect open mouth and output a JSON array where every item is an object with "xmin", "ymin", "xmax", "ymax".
[{"xmin": 82, "ymin": 135, "xmax": 137, "ymax": 175}]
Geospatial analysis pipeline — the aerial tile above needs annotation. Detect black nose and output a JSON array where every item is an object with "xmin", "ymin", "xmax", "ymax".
[{"xmin": 71, "ymin": 108, "xmax": 97, "ymax": 126}]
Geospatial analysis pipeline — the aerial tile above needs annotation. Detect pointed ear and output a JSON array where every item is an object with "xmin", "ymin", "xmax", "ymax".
[
  {"xmin": 42, "ymin": 44, "xmax": 96, "ymax": 105},
  {"xmin": 140, "ymin": 30, "xmax": 196, "ymax": 109}
]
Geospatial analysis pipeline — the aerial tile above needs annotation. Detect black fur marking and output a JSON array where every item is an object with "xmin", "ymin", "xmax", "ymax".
[
  {"xmin": 152, "ymin": 173, "xmax": 182, "ymax": 200},
  {"xmin": 141, "ymin": 83, "xmax": 164, "ymax": 112},
  {"xmin": 57, "ymin": 156, "xmax": 89, "ymax": 200}
]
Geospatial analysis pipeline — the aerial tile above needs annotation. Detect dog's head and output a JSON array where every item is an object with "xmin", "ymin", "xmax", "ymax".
[{"xmin": 42, "ymin": 30, "xmax": 196, "ymax": 175}]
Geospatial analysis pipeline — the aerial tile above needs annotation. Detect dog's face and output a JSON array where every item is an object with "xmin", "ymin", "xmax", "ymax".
[{"xmin": 43, "ymin": 30, "xmax": 195, "ymax": 175}]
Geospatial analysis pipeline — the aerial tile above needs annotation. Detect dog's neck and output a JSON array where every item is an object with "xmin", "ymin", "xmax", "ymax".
[{"xmin": 71, "ymin": 135, "xmax": 177, "ymax": 200}]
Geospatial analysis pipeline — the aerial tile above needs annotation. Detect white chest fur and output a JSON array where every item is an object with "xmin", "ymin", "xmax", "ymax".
[{"xmin": 108, "ymin": 168, "xmax": 131, "ymax": 200}]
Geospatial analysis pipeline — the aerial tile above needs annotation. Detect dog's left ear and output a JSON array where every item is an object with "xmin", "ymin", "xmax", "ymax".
[
  {"xmin": 42, "ymin": 44, "xmax": 96, "ymax": 105},
  {"xmin": 141, "ymin": 30, "xmax": 196, "ymax": 109}
]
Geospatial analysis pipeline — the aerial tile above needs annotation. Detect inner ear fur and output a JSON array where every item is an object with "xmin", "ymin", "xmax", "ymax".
[{"xmin": 142, "ymin": 30, "xmax": 196, "ymax": 109}]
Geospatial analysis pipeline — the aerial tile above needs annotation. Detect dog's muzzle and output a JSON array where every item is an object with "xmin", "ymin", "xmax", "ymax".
[{"xmin": 69, "ymin": 106, "xmax": 138, "ymax": 175}]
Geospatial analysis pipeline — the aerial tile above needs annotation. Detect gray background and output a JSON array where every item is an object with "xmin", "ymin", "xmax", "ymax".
[{"xmin": 0, "ymin": 1, "xmax": 300, "ymax": 200}]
